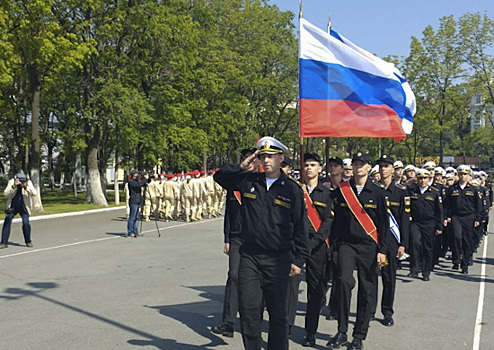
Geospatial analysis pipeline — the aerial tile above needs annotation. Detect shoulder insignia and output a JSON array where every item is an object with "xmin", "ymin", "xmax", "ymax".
[
  {"xmin": 288, "ymin": 176, "xmax": 303, "ymax": 188},
  {"xmin": 394, "ymin": 182, "xmax": 406, "ymax": 190},
  {"xmin": 372, "ymin": 180, "xmax": 384, "ymax": 188},
  {"xmin": 430, "ymin": 186, "xmax": 439, "ymax": 191},
  {"xmin": 472, "ymin": 183, "xmax": 479, "ymax": 187},
  {"xmin": 322, "ymin": 181, "xmax": 333, "ymax": 190}
]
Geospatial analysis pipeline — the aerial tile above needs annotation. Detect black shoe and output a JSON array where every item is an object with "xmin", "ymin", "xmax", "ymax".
[
  {"xmin": 469, "ymin": 259, "xmax": 474, "ymax": 266},
  {"xmin": 407, "ymin": 271, "xmax": 419, "ymax": 278},
  {"xmin": 422, "ymin": 275, "xmax": 430, "ymax": 281},
  {"xmin": 327, "ymin": 332, "xmax": 347, "ymax": 348},
  {"xmin": 211, "ymin": 322, "xmax": 234, "ymax": 338},
  {"xmin": 349, "ymin": 338, "xmax": 364, "ymax": 350},
  {"xmin": 326, "ymin": 311, "xmax": 338, "ymax": 320},
  {"xmin": 462, "ymin": 268, "xmax": 468, "ymax": 274},
  {"xmin": 302, "ymin": 332, "xmax": 316, "ymax": 347},
  {"xmin": 452, "ymin": 264, "xmax": 459, "ymax": 270},
  {"xmin": 383, "ymin": 315, "xmax": 394, "ymax": 327}
]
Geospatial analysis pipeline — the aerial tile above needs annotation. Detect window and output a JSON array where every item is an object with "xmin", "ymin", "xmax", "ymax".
[{"xmin": 475, "ymin": 95, "xmax": 482, "ymax": 104}]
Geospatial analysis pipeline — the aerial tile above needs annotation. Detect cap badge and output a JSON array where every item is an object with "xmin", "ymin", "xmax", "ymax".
[{"xmin": 357, "ymin": 152, "xmax": 362, "ymax": 156}]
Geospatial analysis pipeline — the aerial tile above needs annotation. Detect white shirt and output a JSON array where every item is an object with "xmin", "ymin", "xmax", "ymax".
[
  {"xmin": 419, "ymin": 186, "xmax": 428, "ymax": 194},
  {"xmin": 459, "ymin": 183, "xmax": 467, "ymax": 190},
  {"xmin": 266, "ymin": 177, "xmax": 278, "ymax": 191},
  {"xmin": 356, "ymin": 186, "xmax": 364, "ymax": 195}
]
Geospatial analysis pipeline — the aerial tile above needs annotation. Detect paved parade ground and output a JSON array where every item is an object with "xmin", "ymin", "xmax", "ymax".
[{"xmin": 0, "ymin": 208, "xmax": 493, "ymax": 350}]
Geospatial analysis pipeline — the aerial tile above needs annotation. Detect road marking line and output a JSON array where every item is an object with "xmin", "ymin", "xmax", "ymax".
[
  {"xmin": 0, "ymin": 237, "xmax": 120, "ymax": 259},
  {"xmin": 0, "ymin": 217, "xmax": 222, "ymax": 259},
  {"xmin": 473, "ymin": 234, "xmax": 488, "ymax": 350}
]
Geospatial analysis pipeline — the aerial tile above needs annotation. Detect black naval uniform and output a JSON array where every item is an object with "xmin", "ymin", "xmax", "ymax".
[
  {"xmin": 331, "ymin": 179, "xmax": 388, "ymax": 341},
  {"xmin": 304, "ymin": 181, "xmax": 334, "ymax": 336},
  {"xmin": 473, "ymin": 184, "xmax": 488, "ymax": 250},
  {"xmin": 221, "ymin": 190, "xmax": 243, "ymax": 326},
  {"xmin": 214, "ymin": 164, "xmax": 309, "ymax": 350},
  {"xmin": 408, "ymin": 184, "xmax": 443, "ymax": 278},
  {"xmin": 431, "ymin": 181, "xmax": 447, "ymax": 265},
  {"xmin": 374, "ymin": 181, "xmax": 410, "ymax": 318},
  {"xmin": 444, "ymin": 182, "xmax": 482, "ymax": 271}
]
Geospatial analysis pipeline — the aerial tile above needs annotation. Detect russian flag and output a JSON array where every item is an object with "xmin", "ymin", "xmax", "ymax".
[{"xmin": 299, "ymin": 18, "xmax": 416, "ymax": 140}]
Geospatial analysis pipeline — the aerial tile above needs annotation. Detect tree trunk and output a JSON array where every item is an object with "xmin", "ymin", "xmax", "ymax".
[
  {"xmin": 28, "ymin": 71, "xmax": 44, "ymax": 213},
  {"xmin": 85, "ymin": 125, "xmax": 108, "ymax": 206},
  {"xmin": 114, "ymin": 150, "xmax": 120, "ymax": 205}
]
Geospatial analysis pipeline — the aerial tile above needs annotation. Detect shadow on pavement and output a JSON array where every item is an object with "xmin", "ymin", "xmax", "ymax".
[
  {"xmin": 147, "ymin": 285, "xmax": 230, "ymax": 348},
  {"xmin": 0, "ymin": 282, "xmax": 209, "ymax": 350}
]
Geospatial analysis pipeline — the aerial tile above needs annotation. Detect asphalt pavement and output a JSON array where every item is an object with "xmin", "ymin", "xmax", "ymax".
[{"xmin": 0, "ymin": 208, "xmax": 492, "ymax": 350}]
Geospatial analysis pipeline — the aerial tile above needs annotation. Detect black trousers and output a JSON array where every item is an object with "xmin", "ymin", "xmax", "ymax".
[
  {"xmin": 410, "ymin": 221, "xmax": 435, "ymax": 276},
  {"xmin": 451, "ymin": 214, "xmax": 475, "ymax": 270},
  {"xmin": 337, "ymin": 243, "xmax": 378, "ymax": 340},
  {"xmin": 222, "ymin": 240, "xmax": 241, "ymax": 324},
  {"xmin": 238, "ymin": 251, "xmax": 291, "ymax": 350},
  {"xmin": 286, "ymin": 273, "xmax": 301, "ymax": 328},
  {"xmin": 378, "ymin": 243, "xmax": 398, "ymax": 317},
  {"xmin": 327, "ymin": 253, "xmax": 340, "ymax": 316},
  {"xmin": 305, "ymin": 242, "xmax": 327, "ymax": 334}
]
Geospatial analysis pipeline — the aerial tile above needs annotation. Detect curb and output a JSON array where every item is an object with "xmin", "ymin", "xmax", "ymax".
[{"xmin": 0, "ymin": 206, "xmax": 126, "ymax": 225}]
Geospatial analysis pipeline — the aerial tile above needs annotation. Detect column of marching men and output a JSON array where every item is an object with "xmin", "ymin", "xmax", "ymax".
[
  {"xmin": 210, "ymin": 136, "xmax": 493, "ymax": 350},
  {"xmin": 123, "ymin": 169, "xmax": 227, "ymax": 224}
]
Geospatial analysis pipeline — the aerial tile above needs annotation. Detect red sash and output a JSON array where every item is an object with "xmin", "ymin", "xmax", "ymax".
[
  {"xmin": 233, "ymin": 191, "xmax": 242, "ymax": 205},
  {"xmin": 304, "ymin": 190, "xmax": 330, "ymax": 247},
  {"xmin": 340, "ymin": 181, "xmax": 379, "ymax": 244}
]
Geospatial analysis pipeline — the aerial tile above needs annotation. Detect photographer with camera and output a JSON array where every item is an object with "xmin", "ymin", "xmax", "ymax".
[
  {"xmin": 1, "ymin": 173, "xmax": 37, "ymax": 248},
  {"xmin": 127, "ymin": 170, "xmax": 149, "ymax": 237}
]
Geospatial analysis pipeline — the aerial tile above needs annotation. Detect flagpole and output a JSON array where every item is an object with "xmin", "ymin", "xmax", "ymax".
[
  {"xmin": 325, "ymin": 11, "xmax": 331, "ymax": 181},
  {"xmin": 299, "ymin": 0, "xmax": 305, "ymax": 184}
]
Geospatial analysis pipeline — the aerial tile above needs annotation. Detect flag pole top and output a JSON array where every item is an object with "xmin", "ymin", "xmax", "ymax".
[
  {"xmin": 299, "ymin": 0, "xmax": 303, "ymax": 18},
  {"xmin": 327, "ymin": 11, "xmax": 332, "ymax": 33}
]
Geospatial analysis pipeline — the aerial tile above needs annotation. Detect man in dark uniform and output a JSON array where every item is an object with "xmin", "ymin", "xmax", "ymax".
[
  {"xmin": 407, "ymin": 169, "xmax": 443, "ymax": 281},
  {"xmin": 214, "ymin": 136, "xmax": 309, "ymax": 350},
  {"xmin": 300, "ymin": 153, "xmax": 334, "ymax": 347},
  {"xmin": 373, "ymin": 155, "xmax": 410, "ymax": 326},
  {"xmin": 127, "ymin": 170, "xmax": 149, "ymax": 237},
  {"xmin": 325, "ymin": 157, "xmax": 344, "ymax": 322},
  {"xmin": 472, "ymin": 172, "xmax": 488, "ymax": 254},
  {"xmin": 211, "ymin": 147, "xmax": 259, "ymax": 338},
  {"xmin": 480, "ymin": 171, "xmax": 492, "ymax": 235},
  {"xmin": 444, "ymin": 165, "xmax": 482, "ymax": 274},
  {"xmin": 431, "ymin": 167, "xmax": 447, "ymax": 267},
  {"xmin": 327, "ymin": 152, "xmax": 388, "ymax": 350}
]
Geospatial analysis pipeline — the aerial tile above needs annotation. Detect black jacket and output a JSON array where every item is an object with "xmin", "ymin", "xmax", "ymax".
[
  {"xmin": 223, "ymin": 189, "xmax": 242, "ymax": 244},
  {"xmin": 331, "ymin": 178, "xmax": 389, "ymax": 254},
  {"xmin": 382, "ymin": 181, "xmax": 411, "ymax": 249},
  {"xmin": 214, "ymin": 164, "xmax": 309, "ymax": 268},
  {"xmin": 128, "ymin": 177, "xmax": 149, "ymax": 205},
  {"xmin": 408, "ymin": 184, "xmax": 443, "ymax": 230},
  {"xmin": 306, "ymin": 180, "xmax": 334, "ymax": 252},
  {"xmin": 444, "ymin": 182, "xmax": 482, "ymax": 221}
]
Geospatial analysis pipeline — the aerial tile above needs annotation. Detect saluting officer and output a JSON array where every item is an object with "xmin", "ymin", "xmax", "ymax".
[
  {"xmin": 374, "ymin": 155, "xmax": 410, "ymax": 326},
  {"xmin": 214, "ymin": 136, "xmax": 309, "ymax": 350},
  {"xmin": 407, "ymin": 169, "xmax": 443, "ymax": 281},
  {"xmin": 444, "ymin": 165, "xmax": 482, "ymax": 274},
  {"xmin": 211, "ymin": 147, "xmax": 260, "ymax": 339},
  {"xmin": 300, "ymin": 153, "xmax": 334, "ymax": 347},
  {"xmin": 327, "ymin": 152, "xmax": 388, "ymax": 350}
]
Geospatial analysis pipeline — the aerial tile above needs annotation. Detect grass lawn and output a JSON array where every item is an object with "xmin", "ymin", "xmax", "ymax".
[{"xmin": 0, "ymin": 190, "xmax": 125, "ymax": 220}]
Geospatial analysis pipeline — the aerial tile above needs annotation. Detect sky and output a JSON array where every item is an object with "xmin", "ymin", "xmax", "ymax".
[{"xmin": 269, "ymin": 0, "xmax": 494, "ymax": 58}]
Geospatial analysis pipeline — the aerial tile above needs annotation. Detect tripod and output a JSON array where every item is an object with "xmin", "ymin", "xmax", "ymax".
[{"xmin": 138, "ymin": 183, "xmax": 161, "ymax": 237}]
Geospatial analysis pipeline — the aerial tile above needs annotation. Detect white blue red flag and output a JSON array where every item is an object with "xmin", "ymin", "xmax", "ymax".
[{"xmin": 299, "ymin": 18, "xmax": 416, "ymax": 140}]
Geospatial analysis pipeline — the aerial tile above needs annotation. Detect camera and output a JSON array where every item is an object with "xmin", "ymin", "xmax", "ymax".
[{"xmin": 16, "ymin": 177, "xmax": 27, "ymax": 185}]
